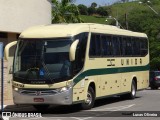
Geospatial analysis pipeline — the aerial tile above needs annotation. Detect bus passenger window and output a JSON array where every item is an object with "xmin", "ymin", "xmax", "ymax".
[
  {"xmin": 102, "ymin": 36, "xmax": 112, "ymax": 56},
  {"xmin": 112, "ymin": 36, "xmax": 121, "ymax": 56},
  {"xmin": 95, "ymin": 35, "xmax": 101, "ymax": 56},
  {"xmin": 126, "ymin": 37, "xmax": 132, "ymax": 56},
  {"xmin": 89, "ymin": 34, "xmax": 101, "ymax": 57},
  {"xmin": 132, "ymin": 38, "xmax": 140, "ymax": 56},
  {"xmin": 119, "ymin": 37, "xmax": 123, "ymax": 56},
  {"xmin": 140, "ymin": 39, "xmax": 148, "ymax": 56},
  {"xmin": 101, "ymin": 35, "xmax": 106, "ymax": 56},
  {"xmin": 122, "ymin": 37, "xmax": 127, "ymax": 56}
]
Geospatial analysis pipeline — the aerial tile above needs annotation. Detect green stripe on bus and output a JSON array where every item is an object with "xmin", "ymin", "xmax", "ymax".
[{"xmin": 73, "ymin": 64, "xmax": 149, "ymax": 85}]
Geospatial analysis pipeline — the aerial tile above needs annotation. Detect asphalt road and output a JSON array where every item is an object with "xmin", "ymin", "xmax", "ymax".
[{"xmin": 2, "ymin": 88, "xmax": 160, "ymax": 120}]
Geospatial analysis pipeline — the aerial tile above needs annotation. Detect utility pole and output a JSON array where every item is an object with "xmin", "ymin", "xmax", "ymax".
[
  {"xmin": 125, "ymin": 13, "xmax": 128, "ymax": 30},
  {"xmin": 139, "ymin": 1, "xmax": 159, "ymax": 15}
]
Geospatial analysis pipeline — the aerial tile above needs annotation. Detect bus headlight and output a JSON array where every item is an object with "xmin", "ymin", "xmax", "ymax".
[
  {"xmin": 13, "ymin": 87, "xmax": 19, "ymax": 91},
  {"xmin": 56, "ymin": 81, "xmax": 74, "ymax": 93},
  {"xmin": 60, "ymin": 87, "xmax": 68, "ymax": 92},
  {"xmin": 57, "ymin": 86, "xmax": 72, "ymax": 93}
]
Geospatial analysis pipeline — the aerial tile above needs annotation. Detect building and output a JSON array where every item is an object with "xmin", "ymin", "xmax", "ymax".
[{"xmin": 0, "ymin": 0, "xmax": 52, "ymax": 101}]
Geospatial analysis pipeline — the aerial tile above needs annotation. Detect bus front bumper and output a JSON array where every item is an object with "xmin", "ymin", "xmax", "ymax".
[{"xmin": 13, "ymin": 87, "xmax": 73, "ymax": 105}]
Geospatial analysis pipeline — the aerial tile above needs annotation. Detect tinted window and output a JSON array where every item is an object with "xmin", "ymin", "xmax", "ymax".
[
  {"xmin": 126, "ymin": 37, "xmax": 132, "ymax": 56},
  {"xmin": 89, "ymin": 33, "xmax": 148, "ymax": 57},
  {"xmin": 102, "ymin": 35, "xmax": 112, "ymax": 56},
  {"xmin": 112, "ymin": 37, "xmax": 121, "ymax": 56},
  {"xmin": 119, "ymin": 37, "xmax": 123, "ymax": 56},
  {"xmin": 132, "ymin": 38, "xmax": 140, "ymax": 56},
  {"xmin": 89, "ymin": 34, "xmax": 101, "ymax": 57},
  {"xmin": 140, "ymin": 38, "xmax": 148, "ymax": 56},
  {"xmin": 155, "ymin": 72, "xmax": 160, "ymax": 76},
  {"xmin": 121, "ymin": 37, "xmax": 127, "ymax": 56},
  {"xmin": 74, "ymin": 33, "xmax": 88, "ymax": 73}
]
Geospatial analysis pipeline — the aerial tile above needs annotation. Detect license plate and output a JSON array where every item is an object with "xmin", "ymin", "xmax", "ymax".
[{"xmin": 34, "ymin": 98, "xmax": 44, "ymax": 102}]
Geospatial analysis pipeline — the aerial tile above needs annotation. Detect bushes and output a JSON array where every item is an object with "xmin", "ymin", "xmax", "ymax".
[{"xmin": 78, "ymin": 3, "xmax": 108, "ymax": 17}]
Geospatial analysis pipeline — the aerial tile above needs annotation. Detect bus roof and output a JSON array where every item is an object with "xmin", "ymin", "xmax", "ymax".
[{"xmin": 19, "ymin": 23, "xmax": 147, "ymax": 39}]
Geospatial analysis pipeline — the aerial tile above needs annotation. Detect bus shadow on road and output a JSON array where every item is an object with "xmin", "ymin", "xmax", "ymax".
[
  {"xmin": 2, "ymin": 96, "xmax": 141, "ymax": 114},
  {"xmin": 145, "ymin": 87, "xmax": 160, "ymax": 90},
  {"xmin": 93, "ymin": 95, "xmax": 140, "ymax": 109},
  {"xmin": 40, "ymin": 96, "xmax": 141, "ymax": 114}
]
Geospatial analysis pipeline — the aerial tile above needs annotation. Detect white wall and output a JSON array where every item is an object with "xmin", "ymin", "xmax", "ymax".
[{"xmin": 0, "ymin": 0, "xmax": 51, "ymax": 33}]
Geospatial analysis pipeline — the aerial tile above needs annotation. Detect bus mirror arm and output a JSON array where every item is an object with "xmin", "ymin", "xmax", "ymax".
[
  {"xmin": 4, "ymin": 41, "xmax": 17, "ymax": 61},
  {"xmin": 69, "ymin": 39, "xmax": 79, "ymax": 62}
]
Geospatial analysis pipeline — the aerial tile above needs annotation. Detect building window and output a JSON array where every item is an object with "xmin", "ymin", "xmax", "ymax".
[
  {"xmin": 0, "ymin": 32, "xmax": 7, "ymax": 38},
  {"xmin": 17, "ymin": 34, "xmax": 20, "ymax": 39}
]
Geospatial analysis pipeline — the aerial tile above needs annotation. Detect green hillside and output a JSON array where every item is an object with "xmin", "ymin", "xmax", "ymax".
[
  {"xmin": 81, "ymin": 2, "xmax": 140, "ymax": 24},
  {"xmin": 80, "ymin": 15, "xmax": 106, "ymax": 24},
  {"xmin": 81, "ymin": 1, "xmax": 160, "ymax": 24}
]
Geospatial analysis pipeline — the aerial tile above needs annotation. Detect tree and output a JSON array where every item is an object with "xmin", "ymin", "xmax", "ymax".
[
  {"xmin": 121, "ymin": 0, "xmax": 126, "ymax": 3},
  {"xmin": 78, "ymin": 4, "xmax": 88, "ymax": 15},
  {"xmin": 52, "ymin": 0, "xmax": 83, "ymax": 23},
  {"xmin": 121, "ymin": 0, "xmax": 130, "ymax": 3},
  {"xmin": 87, "ymin": 2, "xmax": 98, "ymax": 15},
  {"xmin": 97, "ymin": 7, "xmax": 108, "ymax": 16},
  {"xmin": 91, "ymin": 2, "xmax": 97, "ymax": 8},
  {"xmin": 88, "ymin": 7, "xmax": 96, "ymax": 15}
]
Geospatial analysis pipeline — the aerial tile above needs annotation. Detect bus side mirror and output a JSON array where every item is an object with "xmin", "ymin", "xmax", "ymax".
[
  {"xmin": 4, "ymin": 41, "xmax": 17, "ymax": 61},
  {"xmin": 69, "ymin": 39, "xmax": 79, "ymax": 61}
]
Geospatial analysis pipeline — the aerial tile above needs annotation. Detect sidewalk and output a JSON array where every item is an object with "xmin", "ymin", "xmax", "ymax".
[
  {"xmin": 3, "ymin": 99, "xmax": 14, "ymax": 105},
  {"xmin": 0, "ymin": 99, "xmax": 14, "ymax": 110}
]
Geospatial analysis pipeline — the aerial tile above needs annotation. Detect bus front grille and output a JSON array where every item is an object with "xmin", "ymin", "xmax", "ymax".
[{"xmin": 20, "ymin": 89, "xmax": 58, "ymax": 96}]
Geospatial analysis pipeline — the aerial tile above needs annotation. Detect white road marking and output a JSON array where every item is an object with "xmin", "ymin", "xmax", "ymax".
[
  {"xmin": 71, "ymin": 117, "xmax": 92, "ymax": 120},
  {"xmin": 29, "ymin": 118, "xmax": 40, "ymax": 120},
  {"xmin": 70, "ymin": 104, "xmax": 135, "ymax": 120},
  {"xmin": 18, "ymin": 119, "xmax": 29, "ymax": 120},
  {"xmin": 41, "ymin": 117, "xmax": 63, "ymax": 120},
  {"xmin": 88, "ymin": 104, "xmax": 135, "ymax": 111}
]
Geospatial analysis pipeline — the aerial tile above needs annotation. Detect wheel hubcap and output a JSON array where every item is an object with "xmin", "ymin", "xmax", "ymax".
[
  {"xmin": 132, "ymin": 84, "xmax": 136, "ymax": 96},
  {"xmin": 85, "ymin": 92, "xmax": 92, "ymax": 105}
]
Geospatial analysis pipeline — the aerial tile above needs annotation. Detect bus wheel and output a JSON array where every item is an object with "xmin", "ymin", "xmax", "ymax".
[
  {"xmin": 33, "ymin": 105, "xmax": 49, "ymax": 111},
  {"xmin": 128, "ymin": 80, "xmax": 136, "ymax": 99},
  {"xmin": 81, "ymin": 87, "xmax": 95, "ymax": 110}
]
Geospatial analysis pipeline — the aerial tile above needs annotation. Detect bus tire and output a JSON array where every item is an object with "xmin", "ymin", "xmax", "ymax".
[
  {"xmin": 81, "ymin": 86, "xmax": 95, "ymax": 110},
  {"xmin": 128, "ymin": 80, "xmax": 136, "ymax": 99},
  {"xmin": 33, "ymin": 104, "xmax": 49, "ymax": 111}
]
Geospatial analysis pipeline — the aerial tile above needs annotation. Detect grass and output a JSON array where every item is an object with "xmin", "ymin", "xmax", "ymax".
[
  {"xmin": 80, "ymin": 15, "xmax": 106, "ymax": 24},
  {"xmin": 80, "ymin": 1, "xmax": 140, "ymax": 24},
  {"xmin": 80, "ymin": 1, "xmax": 160, "ymax": 24}
]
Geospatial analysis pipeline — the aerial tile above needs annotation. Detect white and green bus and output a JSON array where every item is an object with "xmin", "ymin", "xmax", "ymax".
[{"xmin": 5, "ymin": 23, "xmax": 149, "ymax": 110}]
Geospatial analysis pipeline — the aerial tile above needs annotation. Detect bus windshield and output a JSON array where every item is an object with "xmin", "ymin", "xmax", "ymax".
[{"xmin": 13, "ymin": 38, "xmax": 72, "ymax": 84}]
